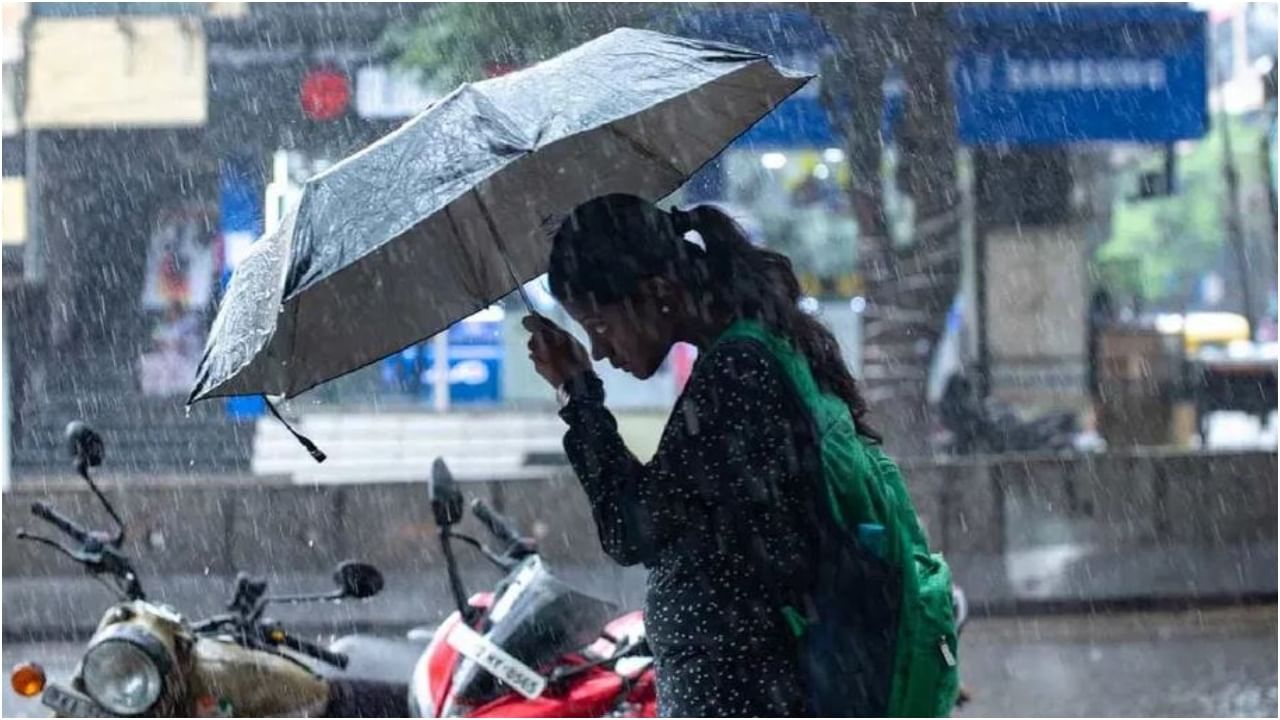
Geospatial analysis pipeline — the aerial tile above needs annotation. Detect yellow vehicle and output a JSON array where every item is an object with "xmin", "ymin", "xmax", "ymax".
[{"xmin": 1156, "ymin": 312, "xmax": 1251, "ymax": 354}]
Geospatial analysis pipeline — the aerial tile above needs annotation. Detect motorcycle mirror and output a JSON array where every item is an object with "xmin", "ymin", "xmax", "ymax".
[
  {"xmin": 429, "ymin": 458, "xmax": 464, "ymax": 527},
  {"xmin": 65, "ymin": 421, "xmax": 104, "ymax": 469},
  {"xmin": 333, "ymin": 561, "xmax": 384, "ymax": 599},
  {"xmin": 63, "ymin": 420, "xmax": 125, "ymax": 546}
]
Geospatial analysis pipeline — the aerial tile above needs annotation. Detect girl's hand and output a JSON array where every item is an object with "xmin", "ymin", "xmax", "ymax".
[{"xmin": 522, "ymin": 314, "xmax": 591, "ymax": 389}]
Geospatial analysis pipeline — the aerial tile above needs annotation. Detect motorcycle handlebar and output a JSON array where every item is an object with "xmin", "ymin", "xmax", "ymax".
[
  {"xmin": 277, "ymin": 631, "xmax": 349, "ymax": 669},
  {"xmin": 469, "ymin": 499, "xmax": 522, "ymax": 548},
  {"xmin": 31, "ymin": 501, "xmax": 90, "ymax": 543}
]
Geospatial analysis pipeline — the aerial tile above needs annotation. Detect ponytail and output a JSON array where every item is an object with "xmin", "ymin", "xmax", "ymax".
[{"xmin": 674, "ymin": 205, "xmax": 880, "ymax": 443}]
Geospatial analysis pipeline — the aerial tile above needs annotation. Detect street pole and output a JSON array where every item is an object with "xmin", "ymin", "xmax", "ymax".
[
  {"xmin": 975, "ymin": 208, "xmax": 990, "ymax": 401},
  {"xmin": 1264, "ymin": 126, "xmax": 1277, "ymax": 325},
  {"xmin": 1262, "ymin": 62, "xmax": 1277, "ymax": 313},
  {"xmin": 22, "ymin": 127, "xmax": 40, "ymax": 283},
  {"xmin": 2, "ymin": 329, "xmax": 9, "ymax": 492},
  {"xmin": 1264, "ymin": 130, "xmax": 1277, "ymax": 235},
  {"xmin": 1218, "ymin": 81, "xmax": 1258, "ymax": 339},
  {"xmin": 971, "ymin": 149, "xmax": 993, "ymax": 401},
  {"xmin": 432, "ymin": 332, "xmax": 450, "ymax": 413}
]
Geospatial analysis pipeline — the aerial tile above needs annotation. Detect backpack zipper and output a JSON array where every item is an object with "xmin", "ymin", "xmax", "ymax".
[{"xmin": 939, "ymin": 636, "xmax": 956, "ymax": 667}]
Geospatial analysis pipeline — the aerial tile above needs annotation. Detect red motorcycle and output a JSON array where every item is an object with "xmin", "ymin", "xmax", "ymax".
[
  {"xmin": 407, "ymin": 458, "xmax": 972, "ymax": 717},
  {"xmin": 409, "ymin": 459, "xmax": 657, "ymax": 718}
]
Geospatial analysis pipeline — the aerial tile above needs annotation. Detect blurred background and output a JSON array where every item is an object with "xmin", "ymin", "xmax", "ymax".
[{"xmin": 1, "ymin": 3, "xmax": 1276, "ymax": 716}]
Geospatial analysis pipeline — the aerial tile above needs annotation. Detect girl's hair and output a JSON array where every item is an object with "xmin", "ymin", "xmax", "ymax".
[{"xmin": 547, "ymin": 194, "xmax": 879, "ymax": 442}]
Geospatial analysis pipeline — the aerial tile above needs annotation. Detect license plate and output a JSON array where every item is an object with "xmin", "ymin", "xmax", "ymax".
[
  {"xmin": 42, "ymin": 683, "xmax": 106, "ymax": 717},
  {"xmin": 447, "ymin": 623, "xmax": 547, "ymax": 700}
]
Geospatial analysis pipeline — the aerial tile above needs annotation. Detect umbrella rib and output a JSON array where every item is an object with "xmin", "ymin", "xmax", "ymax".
[
  {"xmin": 605, "ymin": 124, "xmax": 685, "ymax": 179},
  {"xmin": 471, "ymin": 189, "xmax": 535, "ymax": 313}
]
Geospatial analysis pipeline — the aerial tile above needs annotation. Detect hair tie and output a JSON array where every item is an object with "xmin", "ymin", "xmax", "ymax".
[{"xmin": 668, "ymin": 207, "xmax": 693, "ymax": 234}]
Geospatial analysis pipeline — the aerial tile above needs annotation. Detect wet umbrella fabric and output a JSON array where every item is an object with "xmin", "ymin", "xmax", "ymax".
[{"xmin": 189, "ymin": 28, "xmax": 810, "ymax": 405}]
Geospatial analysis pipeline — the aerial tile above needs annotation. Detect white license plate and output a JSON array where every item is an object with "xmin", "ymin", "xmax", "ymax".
[
  {"xmin": 42, "ymin": 684, "xmax": 105, "ymax": 717},
  {"xmin": 446, "ymin": 623, "xmax": 547, "ymax": 700}
]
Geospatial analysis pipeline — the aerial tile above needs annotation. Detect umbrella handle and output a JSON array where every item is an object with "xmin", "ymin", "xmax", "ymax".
[
  {"xmin": 472, "ymin": 190, "xmax": 536, "ymax": 315},
  {"xmin": 513, "ymin": 281, "xmax": 535, "ymax": 315}
]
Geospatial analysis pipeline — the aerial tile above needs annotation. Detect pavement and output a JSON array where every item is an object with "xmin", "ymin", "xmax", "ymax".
[
  {"xmin": 3, "ymin": 605, "xmax": 1274, "ymax": 717},
  {"xmin": 952, "ymin": 604, "xmax": 1277, "ymax": 717}
]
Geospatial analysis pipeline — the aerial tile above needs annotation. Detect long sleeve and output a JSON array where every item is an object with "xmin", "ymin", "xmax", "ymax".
[
  {"xmin": 557, "ymin": 370, "xmax": 662, "ymax": 565},
  {"xmin": 561, "ymin": 339, "xmax": 823, "ymax": 717},
  {"xmin": 558, "ymin": 340, "xmax": 818, "ymax": 591}
]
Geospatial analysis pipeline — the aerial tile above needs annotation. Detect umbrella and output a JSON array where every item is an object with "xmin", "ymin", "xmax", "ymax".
[{"xmin": 189, "ymin": 27, "xmax": 811, "ymax": 408}]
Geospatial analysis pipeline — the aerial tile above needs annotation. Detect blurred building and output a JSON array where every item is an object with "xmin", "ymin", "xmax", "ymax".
[{"xmin": 1, "ymin": 3, "xmax": 443, "ymax": 477}]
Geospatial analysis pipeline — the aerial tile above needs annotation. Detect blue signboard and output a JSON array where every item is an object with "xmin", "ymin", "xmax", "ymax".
[
  {"xmin": 734, "ymin": 96, "xmax": 836, "ymax": 149},
  {"xmin": 381, "ymin": 308, "xmax": 504, "ymax": 406},
  {"xmin": 218, "ymin": 156, "xmax": 267, "ymax": 420},
  {"xmin": 675, "ymin": 8, "xmax": 837, "ymax": 149},
  {"xmin": 951, "ymin": 4, "xmax": 1209, "ymax": 145},
  {"xmin": 671, "ymin": 4, "xmax": 1208, "ymax": 148},
  {"xmin": 425, "ymin": 311, "xmax": 503, "ymax": 406}
]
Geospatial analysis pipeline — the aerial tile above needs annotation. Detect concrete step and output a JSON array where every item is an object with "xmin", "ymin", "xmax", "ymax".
[
  {"xmin": 291, "ymin": 412, "xmax": 565, "ymax": 434},
  {"xmin": 11, "ymin": 424, "xmax": 253, "ymax": 474},
  {"xmin": 12, "ymin": 385, "xmax": 251, "ymax": 473},
  {"xmin": 252, "ymin": 413, "xmax": 567, "ymax": 482},
  {"xmin": 11, "ymin": 450, "xmax": 252, "ymax": 475},
  {"xmin": 17, "ymin": 398, "xmax": 228, "ymax": 426},
  {"xmin": 254, "ymin": 434, "xmax": 563, "ymax": 454},
  {"xmin": 260, "ymin": 459, "xmax": 561, "ymax": 484},
  {"xmin": 14, "ymin": 423, "xmax": 251, "ymax": 451}
]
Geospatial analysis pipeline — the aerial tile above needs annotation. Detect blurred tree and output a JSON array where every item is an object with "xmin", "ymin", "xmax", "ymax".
[
  {"xmin": 1103, "ymin": 118, "xmax": 1270, "ymax": 309},
  {"xmin": 385, "ymin": 3, "xmax": 659, "ymax": 83},
  {"xmin": 815, "ymin": 3, "xmax": 960, "ymax": 455}
]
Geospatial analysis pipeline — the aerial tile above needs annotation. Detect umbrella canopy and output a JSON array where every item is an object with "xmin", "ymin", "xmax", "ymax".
[{"xmin": 190, "ymin": 28, "xmax": 811, "ymax": 404}]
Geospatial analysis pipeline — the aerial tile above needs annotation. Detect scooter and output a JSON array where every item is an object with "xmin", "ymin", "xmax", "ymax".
[
  {"xmin": 938, "ymin": 374, "xmax": 1079, "ymax": 454},
  {"xmin": 9, "ymin": 421, "xmax": 410, "ymax": 717},
  {"xmin": 409, "ymin": 458, "xmax": 658, "ymax": 717}
]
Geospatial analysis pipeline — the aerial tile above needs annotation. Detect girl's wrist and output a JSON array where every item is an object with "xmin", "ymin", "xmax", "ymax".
[{"xmin": 557, "ymin": 369, "xmax": 604, "ymax": 407}]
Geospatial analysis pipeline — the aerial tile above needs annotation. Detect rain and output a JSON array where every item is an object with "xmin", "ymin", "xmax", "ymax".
[{"xmin": 0, "ymin": 2, "xmax": 1276, "ymax": 718}]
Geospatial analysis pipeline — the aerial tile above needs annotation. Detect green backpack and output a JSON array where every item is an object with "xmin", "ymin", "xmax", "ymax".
[{"xmin": 718, "ymin": 320, "xmax": 960, "ymax": 717}]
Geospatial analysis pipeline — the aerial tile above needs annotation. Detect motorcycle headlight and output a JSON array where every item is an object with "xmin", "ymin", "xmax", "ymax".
[{"xmin": 81, "ymin": 626, "xmax": 169, "ymax": 716}]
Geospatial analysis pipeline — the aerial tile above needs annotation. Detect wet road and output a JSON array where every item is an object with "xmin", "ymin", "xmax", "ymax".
[
  {"xmin": 952, "ymin": 605, "xmax": 1277, "ymax": 717},
  {"xmin": 2, "ymin": 605, "xmax": 1275, "ymax": 717}
]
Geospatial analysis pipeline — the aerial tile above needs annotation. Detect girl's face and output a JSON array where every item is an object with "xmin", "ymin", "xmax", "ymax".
[{"xmin": 563, "ymin": 288, "xmax": 677, "ymax": 380}]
